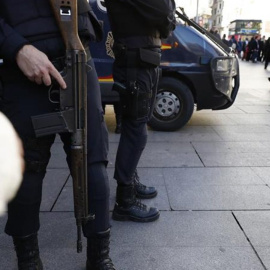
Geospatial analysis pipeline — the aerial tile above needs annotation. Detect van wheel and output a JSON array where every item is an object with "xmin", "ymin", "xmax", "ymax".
[{"xmin": 148, "ymin": 77, "xmax": 194, "ymax": 131}]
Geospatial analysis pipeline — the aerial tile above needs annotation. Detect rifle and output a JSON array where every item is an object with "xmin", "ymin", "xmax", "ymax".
[{"xmin": 31, "ymin": 0, "xmax": 93, "ymax": 253}]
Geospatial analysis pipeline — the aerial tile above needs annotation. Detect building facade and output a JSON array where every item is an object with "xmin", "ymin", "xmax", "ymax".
[{"xmin": 209, "ymin": 0, "xmax": 270, "ymax": 38}]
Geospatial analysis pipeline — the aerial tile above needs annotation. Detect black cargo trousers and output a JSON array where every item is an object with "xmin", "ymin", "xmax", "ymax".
[
  {"xmin": 0, "ymin": 40, "xmax": 110, "ymax": 238},
  {"xmin": 112, "ymin": 46, "xmax": 160, "ymax": 185}
]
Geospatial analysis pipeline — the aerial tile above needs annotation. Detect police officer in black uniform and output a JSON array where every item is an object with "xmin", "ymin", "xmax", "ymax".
[
  {"xmin": 105, "ymin": 0, "xmax": 176, "ymax": 222},
  {"xmin": 0, "ymin": 1, "xmax": 116, "ymax": 269}
]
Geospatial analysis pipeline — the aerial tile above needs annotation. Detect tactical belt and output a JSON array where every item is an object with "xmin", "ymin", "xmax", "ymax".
[{"xmin": 113, "ymin": 45, "xmax": 161, "ymax": 68}]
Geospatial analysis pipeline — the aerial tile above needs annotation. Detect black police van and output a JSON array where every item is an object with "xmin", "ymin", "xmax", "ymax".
[{"xmin": 90, "ymin": 1, "xmax": 240, "ymax": 131}]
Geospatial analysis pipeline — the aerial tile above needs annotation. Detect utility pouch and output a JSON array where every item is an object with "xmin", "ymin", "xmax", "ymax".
[
  {"xmin": 139, "ymin": 48, "xmax": 161, "ymax": 67},
  {"xmin": 132, "ymin": 84, "xmax": 152, "ymax": 120},
  {"xmin": 117, "ymin": 81, "xmax": 151, "ymax": 121}
]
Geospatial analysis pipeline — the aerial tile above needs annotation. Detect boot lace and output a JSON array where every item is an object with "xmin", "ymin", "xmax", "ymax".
[
  {"xmin": 98, "ymin": 239, "xmax": 116, "ymax": 270},
  {"xmin": 133, "ymin": 169, "xmax": 146, "ymax": 190},
  {"xmin": 131, "ymin": 184, "xmax": 147, "ymax": 211}
]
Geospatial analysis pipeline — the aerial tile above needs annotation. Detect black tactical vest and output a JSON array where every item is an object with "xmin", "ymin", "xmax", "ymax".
[
  {"xmin": 105, "ymin": 0, "xmax": 160, "ymax": 40},
  {"xmin": 0, "ymin": 0, "xmax": 102, "ymax": 42}
]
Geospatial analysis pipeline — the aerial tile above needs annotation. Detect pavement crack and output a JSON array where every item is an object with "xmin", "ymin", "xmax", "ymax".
[
  {"xmin": 190, "ymin": 142, "xmax": 205, "ymax": 167},
  {"xmin": 50, "ymin": 174, "xmax": 71, "ymax": 212},
  {"xmin": 231, "ymin": 211, "xmax": 267, "ymax": 270}
]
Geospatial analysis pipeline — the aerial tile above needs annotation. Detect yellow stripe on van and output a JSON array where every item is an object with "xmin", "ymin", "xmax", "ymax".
[
  {"xmin": 99, "ymin": 76, "xmax": 114, "ymax": 82},
  {"xmin": 161, "ymin": 44, "xmax": 172, "ymax": 50}
]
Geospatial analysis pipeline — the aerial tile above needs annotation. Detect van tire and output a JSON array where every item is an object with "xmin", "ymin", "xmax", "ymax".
[{"xmin": 148, "ymin": 77, "xmax": 194, "ymax": 131}]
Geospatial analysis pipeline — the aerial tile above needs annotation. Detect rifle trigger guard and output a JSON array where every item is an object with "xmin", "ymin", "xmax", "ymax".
[{"xmin": 48, "ymin": 84, "xmax": 60, "ymax": 104}]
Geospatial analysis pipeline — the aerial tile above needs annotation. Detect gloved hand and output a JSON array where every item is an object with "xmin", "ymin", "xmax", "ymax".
[{"xmin": 0, "ymin": 112, "xmax": 24, "ymax": 215}]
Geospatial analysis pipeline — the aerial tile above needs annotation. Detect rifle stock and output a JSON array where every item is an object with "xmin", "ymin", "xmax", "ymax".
[{"xmin": 31, "ymin": 0, "xmax": 93, "ymax": 253}]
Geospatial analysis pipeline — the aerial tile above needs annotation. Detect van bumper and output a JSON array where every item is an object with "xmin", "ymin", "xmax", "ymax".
[
  {"xmin": 211, "ymin": 56, "xmax": 240, "ymax": 110},
  {"xmin": 183, "ymin": 56, "xmax": 240, "ymax": 111}
]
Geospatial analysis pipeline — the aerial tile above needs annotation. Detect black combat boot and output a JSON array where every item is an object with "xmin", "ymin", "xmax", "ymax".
[
  {"xmin": 86, "ymin": 229, "xmax": 116, "ymax": 270},
  {"xmin": 112, "ymin": 185, "xmax": 160, "ymax": 222},
  {"xmin": 13, "ymin": 233, "xmax": 43, "ymax": 270},
  {"xmin": 133, "ymin": 169, "xmax": 157, "ymax": 199}
]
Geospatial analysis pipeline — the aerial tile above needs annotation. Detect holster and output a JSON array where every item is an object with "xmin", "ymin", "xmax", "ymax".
[{"xmin": 113, "ymin": 47, "xmax": 158, "ymax": 121}]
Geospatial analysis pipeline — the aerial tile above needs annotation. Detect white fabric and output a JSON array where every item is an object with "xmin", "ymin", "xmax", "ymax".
[{"xmin": 0, "ymin": 112, "xmax": 23, "ymax": 215}]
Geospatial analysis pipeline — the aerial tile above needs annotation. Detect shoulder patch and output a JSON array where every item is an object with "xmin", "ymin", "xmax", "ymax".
[{"xmin": 106, "ymin": 31, "xmax": 115, "ymax": 59}]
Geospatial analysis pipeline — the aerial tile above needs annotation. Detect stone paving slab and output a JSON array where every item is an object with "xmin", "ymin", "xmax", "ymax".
[
  {"xmin": 213, "ymin": 132, "xmax": 270, "ymax": 142},
  {"xmin": 108, "ymin": 141, "xmax": 196, "ymax": 154},
  {"xmin": 213, "ymin": 125, "xmax": 270, "ymax": 133},
  {"xmin": 145, "ymin": 130, "xmax": 223, "ymax": 142},
  {"xmin": 253, "ymin": 248, "xmax": 270, "ymax": 270},
  {"xmin": 226, "ymin": 114, "xmax": 270, "ymax": 125},
  {"xmin": 196, "ymin": 106, "xmax": 244, "ymax": 114},
  {"xmin": 0, "ymin": 211, "xmax": 257, "ymax": 269},
  {"xmin": 0, "ymin": 245, "xmax": 264, "ymax": 270},
  {"xmin": 107, "ymin": 142, "xmax": 204, "ymax": 168},
  {"xmin": 111, "ymin": 211, "xmax": 249, "ymax": 247},
  {"xmin": 235, "ymin": 92, "xmax": 270, "ymax": 105},
  {"xmin": 192, "ymin": 141, "xmax": 270, "ymax": 153},
  {"xmin": 167, "ymin": 185, "xmax": 270, "ymax": 210},
  {"xmin": 198, "ymin": 152, "xmax": 270, "ymax": 167},
  {"xmin": 233, "ymin": 211, "xmax": 270, "ymax": 247},
  {"xmin": 163, "ymin": 167, "xmax": 264, "ymax": 186},
  {"xmin": 235, "ymin": 105, "xmax": 270, "ymax": 114},
  {"xmin": 252, "ymin": 167, "xmax": 270, "ymax": 185},
  {"xmin": 233, "ymin": 211, "xmax": 270, "ymax": 270},
  {"xmin": 112, "ymin": 247, "xmax": 265, "ymax": 270},
  {"xmin": 188, "ymin": 113, "xmax": 239, "ymax": 126}
]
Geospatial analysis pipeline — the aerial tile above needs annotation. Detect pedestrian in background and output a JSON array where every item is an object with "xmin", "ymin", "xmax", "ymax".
[
  {"xmin": 259, "ymin": 35, "xmax": 266, "ymax": 62},
  {"xmin": 242, "ymin": 38, "xmax": 249, "ymax": 61},
  {"xmin": 264, "ymin": 37, "xmax": 270, "ymax": 69},
  {"xmin": 222, "ymin": 34, "xmax": 229, "ymax": 46},
  {"xmin": 249, "ymin": 36, "xmax": 259, "ymax": 63},
  {"xmin": 237, "ymin": 37, "xmax": 243, "ymax": 58},
  {"xmin": 229, "ymin": 35, "xmax": 238, "ymax": 51}
]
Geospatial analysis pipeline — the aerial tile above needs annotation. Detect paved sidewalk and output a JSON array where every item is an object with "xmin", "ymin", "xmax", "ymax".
[{"xmin": 1, "ymin": 60, "xmax": 270, "ymax": 269}]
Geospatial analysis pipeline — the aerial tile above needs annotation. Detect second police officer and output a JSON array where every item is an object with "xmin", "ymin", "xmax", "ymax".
[
  {"xmin": 105, "ymin": 0, "xmax": 176, "ymax": 222},
  {"xmin": 0, "ymin": 0, "xmax": 117, "ymax": 269}
]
